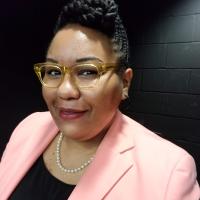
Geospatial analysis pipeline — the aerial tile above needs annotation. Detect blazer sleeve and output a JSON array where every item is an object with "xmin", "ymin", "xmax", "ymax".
[
  {"xmin": 0, "ymin": 112, "xmax": 41, "ymax": 162},
  {"xmin": 164, "ymin": 153, "xmax": 200, "ymax": 200}
]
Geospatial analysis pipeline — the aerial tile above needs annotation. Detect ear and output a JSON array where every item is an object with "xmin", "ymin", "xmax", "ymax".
[{"xmin": 121, "ymin": 68, "xmax": 133, "ymax": 100}]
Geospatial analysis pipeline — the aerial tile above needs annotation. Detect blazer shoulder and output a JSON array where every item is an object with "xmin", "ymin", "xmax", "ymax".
[
  {"xmin": 1, "ymin": 112, "xmax": 56, "ymax": 162},
  {"xmin": 17, "ymin": 111, "xmax": 52, "ymax": 125},
  {"xmin": 9, "ymin": 112, "xmax": 53, "ymax": 139},
  {"xmin": 122, "ymin": 114, "xmax": 191, "ymax": 159},
  {"xmin": 117, "ymin": 113, "xmax": 199, "ymax": 199}
]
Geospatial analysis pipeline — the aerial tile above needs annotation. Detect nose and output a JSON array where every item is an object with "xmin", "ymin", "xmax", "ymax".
[{"xmin": 57, "ymin": 74, "xmax": 80, "ymax": 100}]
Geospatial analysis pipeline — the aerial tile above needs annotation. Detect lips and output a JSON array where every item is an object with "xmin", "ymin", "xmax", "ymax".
[{"xmin": 58, "ymin": 108, "xmax": 87, "ymax": 120}]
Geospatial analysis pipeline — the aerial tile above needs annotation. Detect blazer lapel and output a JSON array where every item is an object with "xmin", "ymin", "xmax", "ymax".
[
  {"xmin": 69, "ymin": 111, "xmax": 135, "ymax": 200},
  {"xmin": 0, "ymin": 111, "xmax": 136, "ymax": 200},
  {"xmin": 0, "ymin": 112, "xmax": 58, "ymax": 200}
]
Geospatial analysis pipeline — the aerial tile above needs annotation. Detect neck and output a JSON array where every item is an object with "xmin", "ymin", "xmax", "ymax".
[{"xmin": 61, "ymin": 130, "xmax": 106, "ymax": 156}]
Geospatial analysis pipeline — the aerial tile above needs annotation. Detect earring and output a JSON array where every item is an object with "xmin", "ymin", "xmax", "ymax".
[{"xmin": 123, "ymin": 93, "xmax": 129, "ymax": 100}]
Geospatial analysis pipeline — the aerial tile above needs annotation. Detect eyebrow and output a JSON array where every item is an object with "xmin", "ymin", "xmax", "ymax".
[
  {"xmin": 76, "ymin": 57, "xmax": 103, "ymax": 63},
  {"xmin": 46, "ymin": 58, "xmax": 58, "ymax": 63},
  {"xmin": 46, "ymin": 56, "xmax": 103, "ymax": 64}
]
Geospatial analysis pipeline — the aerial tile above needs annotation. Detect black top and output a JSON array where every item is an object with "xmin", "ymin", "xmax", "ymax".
[{"xmin": 9, "ymin": 155, "xmax": 76, "ymax": 200}]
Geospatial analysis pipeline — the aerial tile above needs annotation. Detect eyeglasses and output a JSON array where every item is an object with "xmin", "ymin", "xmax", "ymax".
[{"xmin": 34, "ymin": 62, "xmax": 117, "ymax": 88}]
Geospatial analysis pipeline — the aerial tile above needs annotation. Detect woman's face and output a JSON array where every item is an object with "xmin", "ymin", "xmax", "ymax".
[{"xmin": 43, "ymin": 24, "xmax": 132, "ymax": 141}]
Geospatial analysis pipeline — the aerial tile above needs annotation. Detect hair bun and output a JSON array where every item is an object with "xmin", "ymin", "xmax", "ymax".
[
  {"xmin": 55, "ymin": 0, "xmax": 129, "ymax": 66},
  {"xmin": 59, "ymin": 0, "xmax": 118, "ymax": 33}
]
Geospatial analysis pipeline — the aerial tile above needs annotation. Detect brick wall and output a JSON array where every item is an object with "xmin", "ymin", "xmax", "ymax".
[{"xmin": 123, "ymin": 0, "xmax": 200, "ymax": 180}]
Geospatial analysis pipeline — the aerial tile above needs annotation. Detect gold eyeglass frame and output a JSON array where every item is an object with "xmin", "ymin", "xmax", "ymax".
[{"xmin": 34, "ymin": 62, "xmax": 118, "ymax": 88}]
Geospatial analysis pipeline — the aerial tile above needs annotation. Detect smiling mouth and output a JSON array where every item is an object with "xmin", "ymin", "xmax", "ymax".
[{"xmin": 59, "ymin": 109, "xmax": 87, "ymax": 120}]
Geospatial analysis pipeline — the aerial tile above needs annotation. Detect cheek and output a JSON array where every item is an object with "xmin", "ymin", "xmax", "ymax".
[
  {"xmin": 103, "ymin": 84, "xmax": 123, "ymax": 109},
  {"xmin": 42, "ymin": 87, "xmax": 55, "ymax": 107},
  {"xmin": 85, "ymin": 76, "xmax": 123, "ymax": 111}
]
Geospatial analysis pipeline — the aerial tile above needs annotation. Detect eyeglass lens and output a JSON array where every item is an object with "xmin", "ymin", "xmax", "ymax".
[{"xmin": 40, "ymin": 64, "xmax": 99, "ymax": 87}]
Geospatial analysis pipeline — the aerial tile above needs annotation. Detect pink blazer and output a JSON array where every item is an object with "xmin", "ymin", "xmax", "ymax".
[{"xmin": 0, "ymin": 111, "xmax": 199, "ymax": 200}]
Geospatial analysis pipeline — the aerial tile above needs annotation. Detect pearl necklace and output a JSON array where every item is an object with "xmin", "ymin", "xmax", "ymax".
[{"xmin": 56, "ymin": 132, "xmax": 94, "ymax": 173}]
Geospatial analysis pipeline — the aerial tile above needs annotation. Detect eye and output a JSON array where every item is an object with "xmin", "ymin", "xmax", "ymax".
[
  {"xmin": 78, "ymin": 69, "xmax": 97, "ymax": 76},
  {"xmin": 75, "ymin": 65, "xmax": 98, "ymax": 79},
  {"xmin": 45, "ymin": 67, "xmax": 61, "ymax": 78}
]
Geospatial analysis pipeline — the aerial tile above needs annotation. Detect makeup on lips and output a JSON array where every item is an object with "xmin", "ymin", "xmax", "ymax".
[{"xmin": 59, "ymin": 108, "xmax": 88, "ymax": 120}]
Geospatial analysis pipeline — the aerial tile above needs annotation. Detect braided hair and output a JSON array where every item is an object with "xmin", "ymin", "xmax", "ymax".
[{"xmin": 54, "ymin": 0, "xmax": 129, "ymax": 68}]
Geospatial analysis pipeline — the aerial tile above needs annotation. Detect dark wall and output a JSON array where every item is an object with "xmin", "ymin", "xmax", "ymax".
[
  {"xmin": 122, "ymin": 0, "xmax": 200, "ymax": 181},
  {"xmin": 0, "ymin": 0, "xmax": 199, "ymax": 181},
  {"xmin": 0, "ymin": 0, "xmax": 63, "ymax": 154}
]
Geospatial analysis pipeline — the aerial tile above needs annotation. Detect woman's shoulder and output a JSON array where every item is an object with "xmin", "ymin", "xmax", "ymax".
[
  {"xmin": 17, "ymin": 111, "xmax": 52, "ymax": 125},
  {"xmin": 6, "ymin": 112, "xmax": 51, "ymax": 140},
  {"xmin": 120, "ymin": 113, "xmax": 197, "ymax": 177},
  {"xmin": 1, "ymin": 112, "xmax": 58, "ymax": 162},
  {"xmin": 121, "ymin": 113, "xmax": 190, "ymax": 159},
  {"xmin": 1, "ymin": 112, "xmax": 57, "ymax": 158}
]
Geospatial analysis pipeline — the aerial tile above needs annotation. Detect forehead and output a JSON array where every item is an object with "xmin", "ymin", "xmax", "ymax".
[{"xmin": 47, "ymin": 24, "xmax": 117, "ymax": 64}]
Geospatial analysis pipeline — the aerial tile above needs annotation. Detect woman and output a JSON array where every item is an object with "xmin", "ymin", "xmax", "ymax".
[{"xmin": 0, "ymin": 0, "xmax": 199, "ymax": 199}]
